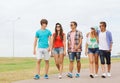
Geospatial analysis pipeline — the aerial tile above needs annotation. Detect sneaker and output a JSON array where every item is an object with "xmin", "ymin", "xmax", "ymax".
[
  {"xmin": 107, "ymin": 72, "xmax": 111, "ymax": 77},
  {"xmin": 90, "ymin": 74, "xmax": 94, "ymax": 78},
  {"xmin": 34, "ymin": 74, "xmax": 40, "ymax": 80},
  {"xmin": 58, "ymin": 75, "xmax": 62, "ymax": 79},
  {"xmin": 94, "ymin": 74, "xmax": 98, "ymax": 77},
  {"xmin": 101, "ymin": 73, "xmax": 106, "ymax": 78},
  {"xmin": 44, "ymin": 74, "xmax": 49, "ymax": 79},
  {"xmin": 67, "ymin": 73, "xmax": 73, "ymax": 78},
  {"xmin": 75, "ymin": 73, "xmax": 80, "ymax": 78}
]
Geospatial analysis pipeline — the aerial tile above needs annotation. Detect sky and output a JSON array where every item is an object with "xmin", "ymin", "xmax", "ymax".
[{"xmin": 0, "ymin": 0, "xmax": 120, "ymax": 57}]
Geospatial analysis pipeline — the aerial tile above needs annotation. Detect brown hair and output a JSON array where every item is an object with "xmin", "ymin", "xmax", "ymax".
[
  {"xmin": 53, "ymin": 23, "xmax": 64, "ymax": 42},
  {"xmin": 40, "ymin": 19, "xmax": 48, "ymax": 25},
  {"xmin": 90, "ymin": 28, "xmax": 98, "ymax": 42},
  {"xmin": 100, "ymin": 21, "xmax": 107, "ymax": 27},
  {"xmin": 71, "ymin": 21, "xmax": 77, "ymax": 27}
]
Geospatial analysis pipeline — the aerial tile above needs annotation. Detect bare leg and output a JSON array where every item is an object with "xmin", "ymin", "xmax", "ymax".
[
  {"xmin": 88, "ymin": 54, "xmax": 95, "ymax": 75},
  {"xmin": 107, "ymin": 64, "xmax": 111, "ymax": 72},
  {"xmin": 36, "ymin": 59, "xmax": 42, "ymax": 75},
  {"xmin": 69, "ymin": 61, "xmax": 74, "ymax": 73},
  {"xmin": 77, "ymin": 61, "xmax": 81, "ymax": 73},
  {"xmin": 54, "ymin": 55, "xmax": 60, "ymax": 71},
  {"xmin": 45, "ymin": 60, "xmax": 49, "ymax": 75},
  {"xmin": 95, "ymin": 54, "xmax": 99, "ymax": 74},
  {"xmin": 59, "ymin": 54, "xmax": 64, "ymax": 75}
]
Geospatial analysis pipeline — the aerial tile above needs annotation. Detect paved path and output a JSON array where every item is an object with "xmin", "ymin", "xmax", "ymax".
[{"xmin": 13, "ymin": 62, "xmax": 120, "ymax": 83}]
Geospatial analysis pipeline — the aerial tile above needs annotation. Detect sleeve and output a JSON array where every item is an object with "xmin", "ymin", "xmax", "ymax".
[
  {"xmin": 79, "ymin": 31, "xmax": 83, "ymax": 39},
  {"xmin": 109, "ymin": 32, "xmax": 113, "ymax": 44},
  {"xmin": 48, "ymin": 30, "xmax": 52, "ymax": 36},
  {"xmin": 35, "ymin": 31, "xmax": 39, "ymax": 38},
  {"xmin": 67, "ymin": 33, "xmax": 69, "ymax": 40}
]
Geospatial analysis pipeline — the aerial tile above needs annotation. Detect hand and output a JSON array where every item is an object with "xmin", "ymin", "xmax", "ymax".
[
  {"xmin": 47, "ymin": 47, "xmax": 51, "ymax": 52},
  {"xmin": 33, "ymin": 50, "xmax": 36, "ymax": 55},
  {"xmin": 74, "ymin": 45, "xmax": 79, "ymax": 50},
  {"xmin": 109, "ymin": 49, "xmax": 112, "ymax": 52},
  {"xmin": 64, "ymin": 51, "xmax": 66, "ymax": 56},
  {"xmin": 85, "ymin": 51, "xmax": 88, "ymax": 56}
]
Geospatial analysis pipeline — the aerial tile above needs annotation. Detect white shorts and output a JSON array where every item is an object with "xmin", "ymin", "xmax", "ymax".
[{"xmin": 36, "ymin": 48, "xmax": 50, "ymax": 60}]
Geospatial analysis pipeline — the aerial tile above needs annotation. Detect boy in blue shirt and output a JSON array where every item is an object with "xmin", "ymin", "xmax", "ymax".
[{"xmin": 33, "ymin": 19, "xmax": 52, "ymax": 79}]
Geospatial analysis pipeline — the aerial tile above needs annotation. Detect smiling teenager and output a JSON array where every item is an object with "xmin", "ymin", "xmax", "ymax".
[
  {"xmin": 51, "ymin": 23, "xmax": 66, "ymax": 79},
  {"xmin": 33, "ymin": 19, "xmax": 52, "ymax": 80},
  {"xmin": 67, "ymin": 21, "xmax": 83, "ymax": 78}
]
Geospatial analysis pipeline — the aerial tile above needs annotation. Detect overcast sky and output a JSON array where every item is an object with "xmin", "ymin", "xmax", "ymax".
[{"xmin": 0, "ymin": 0, "xmax": 120, "ymax": 57}]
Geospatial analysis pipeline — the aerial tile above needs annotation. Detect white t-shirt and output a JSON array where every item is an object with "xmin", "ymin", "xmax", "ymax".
[{"xmin": 99, "ymin": 31, "xmax": 109, "ymax": 50}]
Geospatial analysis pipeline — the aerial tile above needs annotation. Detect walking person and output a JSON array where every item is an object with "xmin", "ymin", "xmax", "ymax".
[
  {"xmin": 33, "ymin": 19, "xmax": 52, "ymax": 80},
  {"xmin": 51, "ymin": 23, "xmax": 66, "ymax": 79},
  {"xmin": 67, "ymin": 21, "xmax": 83, "ymax": 78},
  {"xmin": 85, "ymin": 26, "xmax": 99, "ymax": 78},
  {"xmin": 99, "ymin": 21, "xmax": 113, "ymax": 78}
]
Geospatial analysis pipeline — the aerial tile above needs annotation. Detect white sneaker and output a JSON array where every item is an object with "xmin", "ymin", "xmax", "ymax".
[
  {"xmin": 58, "ymin": 75, "xmax": 62, "ymax": 79},
  {"xmin": 101, "ymin": 73, "xmax": 106, "ymax": 78},
  {"xmin": 107, "ymin": 72, "xmax": 111, "ymax": 77},
  {"xmin": 94, "ymin": 74, "xmax": 98, "ymax": 77}
]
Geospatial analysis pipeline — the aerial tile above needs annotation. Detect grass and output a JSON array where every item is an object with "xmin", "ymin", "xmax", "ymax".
[{"xmin": 0, "ymin": 57, "xmax": 120, "ymax": 83}]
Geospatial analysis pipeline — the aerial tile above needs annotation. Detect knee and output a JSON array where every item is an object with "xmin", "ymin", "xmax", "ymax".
[
  {"xmin": 70, "ymin": 61, "xmax": 74, "ymax": 65},
  {"xmin": 45, "ymin": 61, "xmax": 49, "ymax": 64},
  {"xmin": 95, "ymin": 61, "xmax": 98, "ymax": 65},
  {"xmin": 90, "ymin": 61, "xmax": 94, "ymax": 64},
  {"xmin": 37, "ymin": 60, "xmax": 41, "ymax": 64}
]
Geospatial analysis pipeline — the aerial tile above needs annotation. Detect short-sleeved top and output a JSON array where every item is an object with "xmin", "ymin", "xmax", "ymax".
[
  {"xmin": 67, "ymin": 30, "xmax": 83, "ymax": 52},
  {"xmin": 53, "ymin": 33, "xmax": 64, "ymax": 48},
  {"xmin": 35, "ymin": 29, "xmax": 52, "ymax": 48},
  {"xmin": 87, "ymin": 35, "xmax": 99, "ymax": 48}
]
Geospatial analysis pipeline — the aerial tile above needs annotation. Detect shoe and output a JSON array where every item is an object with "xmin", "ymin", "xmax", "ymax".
[
  {"xmin": 44, "ymin": 74, "xmax": 49, "ymax": 79},
  {"xmin": 34, "ymin": 74, "xmax": 40, "ymax": 80},
  {"xmin": 67, "ymin": 73, "xmax": 73, "ymax": 78},
  {"xmin": 107, "ymin": 72, "xmax": 111, "ymax": 77},
  {"xmin": 75, "ymin": 73, "xmax": 80, "ymax": 78},
  {"xmin": 90, "ymin": 74, "xmax": 94, "ymax": 78},
  {"xmin": 58, "ymin": 75, "xmax": 62, "ymax": 79},
  {"xmin": 101, "ymin": 73, "xmax": 106, "ymax": 78},
  {"xmin": 94, "ymin": 74, "xmax": 98, "ymax": 77}
]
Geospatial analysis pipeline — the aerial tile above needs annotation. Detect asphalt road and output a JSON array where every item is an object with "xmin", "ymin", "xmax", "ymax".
[{"xmin": 13, "ymin": 62, "xmax": 120, "ymax": 83}]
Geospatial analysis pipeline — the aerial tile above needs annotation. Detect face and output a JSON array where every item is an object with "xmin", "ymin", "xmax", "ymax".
[
  {"xmin": 56, "ymin": 25, "xmax": 61, "ymax": 31},
  {"xmin": 91, "ymin": 28, "xmax": 95, "ymax": 32},
  {"xmin": 70, "ymin": 23, "xmax": 76, "ymax": 29},
  {"xmin": 99, "ymin": 24, "xmax": 105, "ymax": 31},
  {"xmin": 41, "ymin": 23, "xmax": 47, "ymax": 28}
]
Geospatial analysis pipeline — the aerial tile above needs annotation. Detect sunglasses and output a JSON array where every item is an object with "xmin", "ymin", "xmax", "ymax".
[
  {"xmin": 56, "ymin": 25, "xmax": 61, "ymax": 27},
  {"xmin": 70, "ymin": 24, "xmax": 74, "ymax": 26},
  {"xmin": 99, "ymin": 25, "xmax": 104, "ymax": 27}
]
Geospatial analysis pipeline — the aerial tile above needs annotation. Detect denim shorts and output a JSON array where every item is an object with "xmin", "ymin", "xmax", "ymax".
[
  {"xmin": 99, "ymin": 50, "xmax": 111, "ymax": 65},
  {"xmin": 68, "ymin": 52, "xmax": 81, "ymax": 61},
  {"xmin": 52, "ymin": 47, "xmax": 64, "ymax": 55},
  {"xmin": 88, "ymin": 48, "xmax": 99, "ymax": 54}
]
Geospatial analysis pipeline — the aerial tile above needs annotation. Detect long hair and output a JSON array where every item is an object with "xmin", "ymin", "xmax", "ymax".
[
  {"xmin": 90, "ymin": 28, "xmax": 98, "ymax": 42},
  {"xmin": 53, "ymin": 23, "xmax": 63, "ymax": 42}
]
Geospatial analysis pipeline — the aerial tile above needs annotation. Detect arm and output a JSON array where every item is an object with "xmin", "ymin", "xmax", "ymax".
[
  {"xmin": 48, "ymin": 35, "xmax": 52, "ymax": 52},
  {"xmin": 109, "ymin": 32, "xmax": 113, "ymax": 51},
  {"xmin": 75, "ymin": 32, "xmax": 83, "ymax": 49},
  {"xmin": 85, "ymin": 43, "xmax": 88, "ymax": 56},
  {"xmin": 33, "ymin": 37, "xmax": 38, "ymax": 55},
  {"xmin": 63, "ymin": 34, "xmax": 66, "ymax": 56}
]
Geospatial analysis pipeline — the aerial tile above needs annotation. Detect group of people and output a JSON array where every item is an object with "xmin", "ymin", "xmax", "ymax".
[{"xmin": 33, "ymin": 19, "xmax": 113, "ymax": 79}]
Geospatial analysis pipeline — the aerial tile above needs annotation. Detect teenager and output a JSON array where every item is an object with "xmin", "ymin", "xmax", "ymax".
[
  {"xmin": 51, "ymin": 23, "xmax": 66, "ymax": 79},
  {"xmin": 67, "ymin": 21, "xmax": 83, "ymax": 78},
  {"xmin": 98, "ymin": 21, "xmax": 113, "ymax": 78},
  {"xmin": 85, "ymin": 27, "xmax": 99, "ymax": 78},
  {"xmin": 33, "ymin": 19, "xmax": 52, "ymax": 79}
]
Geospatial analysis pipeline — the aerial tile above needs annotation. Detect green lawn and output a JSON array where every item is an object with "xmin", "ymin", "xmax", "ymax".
[{"xmin": 0, "ymin": 57, "xmax": 120, "ymax": 83}]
